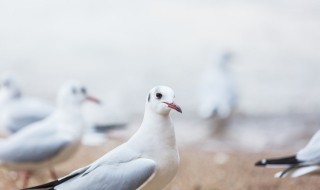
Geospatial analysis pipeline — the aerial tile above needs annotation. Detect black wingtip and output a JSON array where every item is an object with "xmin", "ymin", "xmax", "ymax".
[
  {"xmin": 255, "ymin": 159, "xmax": 267, "ymax": 166},
  {"xmin": 255, "ymin": 155, "xmax": 300, "ymax": 167},
  {"xmin": 21, "ymin": 180, "xmax": 58, "ymax": 190},
  {"xmin": 21, "ymin": 170, "xmax": 82, "ymax": 190}
]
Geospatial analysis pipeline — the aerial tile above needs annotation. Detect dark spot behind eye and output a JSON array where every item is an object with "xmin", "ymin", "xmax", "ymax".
[
  {"xmin": 3, "ymin": 80, "xmax": 10, "ymax": 87},
  {"xmin": 81, "ymin": 87, "xmax": 87, "ymax": 94},
  {"xmin": 156, "ymin": 93, "xmax": 162, "ymax": 99},
  {"xmin": 148, "ymin": 93, "xmax": 150, "ymax": 102},
  {"xmin": 72, "ymin": 87, "xmax": 77, "ymax": 94}
]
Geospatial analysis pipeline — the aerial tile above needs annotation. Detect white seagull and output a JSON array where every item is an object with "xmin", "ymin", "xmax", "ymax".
[
  {"xmin": 81, "ymin": 102, "xmax": 127, "ymax": 146},
  {"xmin": 23, "ymin": 85, "xmax": 182, "ymax": 190},
  {"xmin": 197, "ymin": 51, "xmax": 237, "ymax": 120},
  {"xmin": 0, "ymin": 81, "xmax": 100, "ymax": 188},
  {"xmin": 255, "ymin": 129, "xmax": 320, "ymax": 178},
  {"xmin": 0, "ymin": 72, "xmax": 53, "ymax": 134}
]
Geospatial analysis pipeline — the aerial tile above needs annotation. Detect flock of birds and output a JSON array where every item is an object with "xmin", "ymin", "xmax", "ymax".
[
  {"xmin": 0, "ymin": 73, "xmax": 182, "ymax": 190},
  {"xmin": 0, "ymin": 53, "xmax": 319, "ymax": 189}
]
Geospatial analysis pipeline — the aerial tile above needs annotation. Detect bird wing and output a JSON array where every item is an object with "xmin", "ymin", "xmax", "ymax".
[
  {"xmin": 24, "ymin": 144, "xmax": 156, "ymax": 190},
  {"xmin": 55, "ymin": 158, "xmax": 156, "ymax": 190},
  {"xmin": 22, "ymin": 166, "xmax": 91, "ymax": 190},
  {"xmin": 0, "ymin": 119, "xmax": 70, "ymax": 163},
  {"xmin": 23, "ymin": 158, "xmax": 156, "ymax": 190},
  {"xmin": 0, "ymin": 134, "xmax": 70, "ymax": 163},
  {"xmin": 274, "ymin": 165, "xmax": 320, "ymax": 178},
  {"xmin": 4, "ymin": 97, "xmax": 53, "ymax": 133},
  {"xmin": 255, "ymin": 155, "xmax": 300, "ymax": 168},
  {"xmin": 6, "ymin": 115, "xmax": 47, "ymax": 133},
  {"xmin": 297, "ymin": 130, "xmax": 320, "ymax": 162}
]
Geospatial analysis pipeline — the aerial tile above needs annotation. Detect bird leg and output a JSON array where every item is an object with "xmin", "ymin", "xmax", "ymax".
[
  {"xmin": 49, "ymin": 168, "xmax": 58, "ymax": 180},
  {"xmin": 21, "ymin": 170, "xmax": 32, "ymax": 189}
]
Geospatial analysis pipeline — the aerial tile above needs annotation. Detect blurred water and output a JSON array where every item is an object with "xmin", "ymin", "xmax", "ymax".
[{"xmin": 0, "ymin": 0, "xmax": 320, "ymax": 117}]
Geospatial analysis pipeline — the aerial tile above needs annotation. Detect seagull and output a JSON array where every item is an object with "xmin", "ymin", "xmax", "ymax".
[
  {"xmin": 197, "ymin": 51, "xmax": 237, "ymax": 120},
  {"xmin": 255, "ymin": 129, "xmax": 320, "ymax": 178},
  {"xmin": 82, "ymin": 101, "xmax": 127, "ymax": 132},
  {"xmin": 0, "ymin": 72, "xmax": 53, "ymax": 134},
  {"xmin": 81, "ymin": 102, "xmax": 127, "ymax": 146},
  {"xmin": 0, "ymin": 80, "xmax": 100, "ymax": 188},
  {"xmin": 23, "ymin": 85, "xmax": 182, "ymax": 190}
]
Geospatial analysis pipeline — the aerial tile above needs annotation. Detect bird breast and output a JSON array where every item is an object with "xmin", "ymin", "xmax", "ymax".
[{"xmin": 140, "ymin": 145, "xmax": 179, "ymax": 190}]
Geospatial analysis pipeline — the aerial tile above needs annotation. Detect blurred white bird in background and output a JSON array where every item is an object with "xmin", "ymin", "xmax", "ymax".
[
  {"xmin": 23, "ymin": 85, "xmax": 182, "ymax": 190},
  {"xmin": 0, "ymin": 81, "xmax": 100, "ymax": 188},
  {"xmin": 0, "ymin": 72, "xmax": 53, "ymax": 135},
  {"xmin": 81, "ymin": 102, "xmax": 127, "ymax": 146},
  {"xmin": 0, "ymin": 71, "xmax": 125, "ymax": 145},
  {"xmin": 198, "ymin": 51, "xmax": 238, "ymax": 120},
  {"xmin": 256, "ymin": 129, "xmax": 320, "ymax": 178}
]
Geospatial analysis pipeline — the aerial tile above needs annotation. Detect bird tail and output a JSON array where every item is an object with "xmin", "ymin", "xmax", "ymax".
[
  {"xmin": 93, "ymin": 123, "xmax": 127, "ymax": 133},
  {"xmin": 275, "ymin": 165, "xmax": 320, "ymax": 178},
  {"xmin": 21, "ymin": 172, "xmax": 80, "ymax": 190},
  {"xmin": 21, "ymin": 180, "xmax": 57, "ymax": 190},
  {"xmin": 255, "ymin": 155, "xmax": 300, "ymax": 168}
]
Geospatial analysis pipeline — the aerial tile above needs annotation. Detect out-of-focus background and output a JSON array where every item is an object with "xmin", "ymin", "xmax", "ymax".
[{"xmin": 1, "ymin": 0, "xmax": 320, "ymax": 189}]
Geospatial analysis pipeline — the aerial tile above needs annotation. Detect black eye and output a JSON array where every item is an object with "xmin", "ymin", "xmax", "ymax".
[
  {"xmin": 156, "ymin": 93, "xmax": 162, "ymax": 99},
  {"xmin": 81, "ymin": 87, "xmax": 87, "ymax": 94}
]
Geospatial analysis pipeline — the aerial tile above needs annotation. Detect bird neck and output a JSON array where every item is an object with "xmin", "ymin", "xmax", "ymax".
[
  {"xmin": 128, "ymin": 109, "xmax": 176, "ymax": 152},
  {"xmin": 142, "ymin": 108, "xmax": 171, "ymax": 126},
  {"xmin": 56, "ymin": 104, "xmax": 83, "ymax": 123},
  {"xmin": 57, "ymin": 103, "xmax": 83, "ymax": 121},
  {"xmin": 0, "ymin": 90, "xmax": 21, "ymax": 103},
  {"xmin": 54, "ymin": 107, "xmax": 85, "ymax": 139},
  {"xmin": 57, "ymin": 102, "xmax": 82, "ymax": 112}
]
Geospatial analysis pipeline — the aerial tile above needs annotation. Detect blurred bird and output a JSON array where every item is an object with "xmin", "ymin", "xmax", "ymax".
[
  {"xmin": 197, "ymin": 51, "xmax": 238, "ymax": 120},
  {"xmin": 0, "ymin": 72, "xmax": 53, "ymax": 134},
  {"xmin": 0, "ymin": 81, "xmax": 100, "ymax": 188},
  {"xmin": 81, "ymin": 102, "xmax": 127, "ymax": 146},
  {"xmin": 255, "ymin": 130, "xmax": 320, "ymax": 178},
  {"xmin": 23, "ymin": 85, "xmax": 182, "ymax": 190},
  {"xmin": 83, "ymin": 104, "xmax": 127, "ymax": 133}
]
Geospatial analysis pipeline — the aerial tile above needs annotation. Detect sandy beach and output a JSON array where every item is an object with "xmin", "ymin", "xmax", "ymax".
[{"xmin": 1, "ymin": 114, "xmax": 319, "ymax": 189}]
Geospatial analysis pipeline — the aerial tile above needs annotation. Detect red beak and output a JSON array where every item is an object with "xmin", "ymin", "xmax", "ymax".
[
  {"xmin": 163, "ymin": 102, "xmax": 182, "ymax": 113},
  {"xmin": 86, "ymin": 96, "xmax": 101, "ymax": 104}
]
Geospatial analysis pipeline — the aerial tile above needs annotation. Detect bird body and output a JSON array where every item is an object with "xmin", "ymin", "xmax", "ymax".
[
  {"xmin": 24, "ymin": 85, "xmax": 182, "ymax": 190},
  {"xmin": 0, "ymin": 81, "xmax": 99, "ymax": 188},
  {"xmin": 198, "ymin": 52, "xmax": 237, "ymax": 119},
  {"xmin": 256, "ymin": 129, "xmax": 320, "ymax": 178},
  {"xmin": 127, "ymin": 109, "xmax": 179, "ymax": 190},
  {"xmin": 0, "ymin": 73, "xmax": 53, "ymax": 134}
]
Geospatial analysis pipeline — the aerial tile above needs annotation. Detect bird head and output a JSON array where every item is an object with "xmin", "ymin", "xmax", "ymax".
[
  {"xmin": 146, "ymin": 85, "xmax": 182, "ymax": 115},
  {"xmin": 0, "ymin": 72, "xmax": 21, "ymax": 101},
  {"xmin": 57, "ymin": 81, "xmax": 100, "ymax": 108}
]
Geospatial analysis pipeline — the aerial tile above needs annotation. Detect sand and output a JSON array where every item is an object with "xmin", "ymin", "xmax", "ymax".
[
  {"xmin": 1, "ymin": 143, "xmax": 320, "ymax": 190},
  {"xmin": 1, "ymin": 114, "xmax": 320, "ymax": 190}
]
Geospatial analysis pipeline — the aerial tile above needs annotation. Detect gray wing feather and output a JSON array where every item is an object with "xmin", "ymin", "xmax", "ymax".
[
  {"xmin": 297, "ymin": 130, "xmax": 320, "ymax": 161},
  {"xmin": 55, "ymin": 158, "xmax": 156, "ymax": 190},
  {"xmin": 7, "ymin": 116, "xmax": 46, "ymax": 133},
  {"xmin": 0, "ymin": 134, "xmax": 70, "ymax": 162},
  {"xmin": 3, "ymin": 97, "xmax": 53, "ymax": 133}
]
